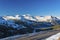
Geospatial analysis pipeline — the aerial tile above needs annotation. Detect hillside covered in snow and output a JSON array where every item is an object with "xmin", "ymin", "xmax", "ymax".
[
  {"xmin": 46, "ymin": 32, "xmax": 60, "ymax": 40},
  {"xmin": 0, "ymin": 14, "xmax": 60, "ymax": 38}
]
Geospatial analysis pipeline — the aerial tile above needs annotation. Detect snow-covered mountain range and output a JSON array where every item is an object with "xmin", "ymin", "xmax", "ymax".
[
  {"xmin": 3, "ymin": 14, "xmax": 60, "ymax": 22},
  {"xmin": 3, "ymin": 14, "xmax": 60, "ymax": 24},
  {"xmin": 0, "ymin": 14, "xmax": 60, "ymax": 38},
  {"xmin": 0, "ymin": 14, "xmax": 59, "ymax": 29}
]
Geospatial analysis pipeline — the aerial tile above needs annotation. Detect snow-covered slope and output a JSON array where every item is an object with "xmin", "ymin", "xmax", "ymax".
[
  {"xmin": 0, "ymin": 16, "xmax": 26, "ymax": 29},
  {"xmin": 46, "ymin": 32, "xmax": 60, "ymax": 40}
]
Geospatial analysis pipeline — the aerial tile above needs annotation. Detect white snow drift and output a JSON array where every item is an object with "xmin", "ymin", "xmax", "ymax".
[{"xmin": 46, "ymin": 32, "xmax": 60, "ymax": 40}]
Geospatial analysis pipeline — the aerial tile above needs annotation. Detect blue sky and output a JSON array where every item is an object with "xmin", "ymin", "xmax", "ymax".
[{"xmin": 0, "ymin": 0, "xmax": 60, "ymax": 16}]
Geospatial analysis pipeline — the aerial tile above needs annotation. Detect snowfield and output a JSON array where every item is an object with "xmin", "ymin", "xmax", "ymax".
[{"xmin": 46, "ymin": 32, "xmax": 60, "ymax": 40}]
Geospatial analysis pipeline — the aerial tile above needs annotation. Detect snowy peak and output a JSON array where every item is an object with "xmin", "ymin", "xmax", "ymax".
[
  {"xmin": 22, "ymin": 14, "xmax": 36, "ymax": 21},
  {"xmin": 3, "ymin": 15, "xmax": 20, "ymax": 20},
  {"xmin": 35, "ymin": 16, "xmax": 60, "ymax": 22},
  {"xmin": 35, "ymin": 16, "xmax": 52, "ymax": 22}
]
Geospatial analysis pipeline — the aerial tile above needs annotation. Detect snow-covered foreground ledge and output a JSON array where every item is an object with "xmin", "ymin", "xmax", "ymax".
[{"xmin": 46, "ymin": 32, "xmax": 60, "ymax": 40}]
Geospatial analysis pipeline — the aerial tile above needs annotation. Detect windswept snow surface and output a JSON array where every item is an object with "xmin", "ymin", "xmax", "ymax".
[{"xmin": 46, "ymin": 32, "xmax": 60, "ymax": 40}]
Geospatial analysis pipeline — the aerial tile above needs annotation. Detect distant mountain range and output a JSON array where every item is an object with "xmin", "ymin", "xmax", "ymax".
[
  {"xmin": 0, "ymin": 14, "xmax": 59, "ymax": 29},
  {"xmin": 3, "ymin": 14, "xmax": 60, "ymax": 22},
  {"xmin": 3, "ymin": 14, "xmax": 60, "ymax": 25},
  {"xmin": 0, "ymin": 15, "xmax": 58, "ymax": 28},
  {"xmin": 0, "ymin": 14, "xmax": 60, "ymax": 38}
]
